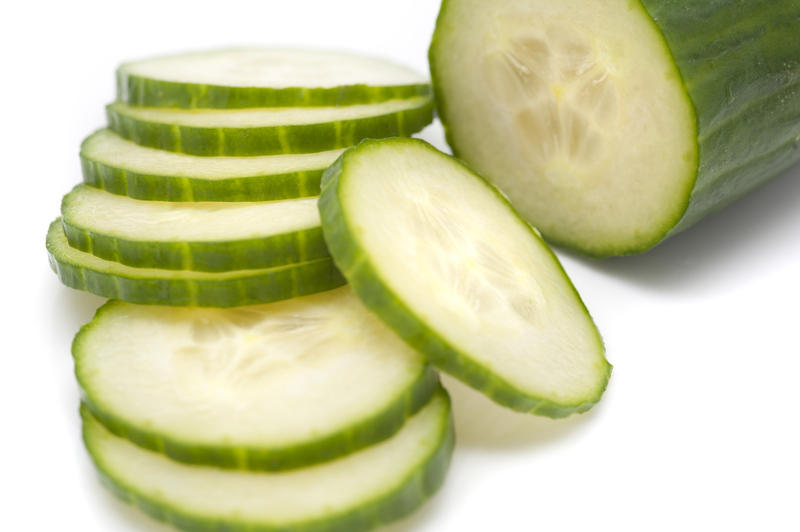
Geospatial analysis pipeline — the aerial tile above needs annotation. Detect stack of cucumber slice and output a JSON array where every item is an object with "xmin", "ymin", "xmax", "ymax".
[
  {"xmin": 48, "ymin": 48, "xmax": 611, "ymax": 532},
  {"xmin": 48, "ymin": 48, "xmax": 434, "ymax": 307}
]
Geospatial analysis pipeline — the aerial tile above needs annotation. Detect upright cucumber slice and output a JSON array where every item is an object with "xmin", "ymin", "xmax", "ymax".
[
  {"xmin": 118, "ymin": 48, "xmax": 431, "ymax": 109},
  {"xmin": 319, "ymin": 138, "xmax": 610, "ymax": 417},
  {"xmin": 81, "ymin": 129, "xmax": 343, "ymax": 202},
  {"xmin": 74, "ymin": 287, "xmax": 439, "ymax": 471},
  {"xmin": 61, "ymin": 185, "xmax": 328, "ymax": 272},
  {"xmin": 430, "ymin": 0, "xmax": 800, "ymax": 256},
  {"xmin": 47, "ymin": 220, "xmax": 344, "ymax": 307},
  {"xmin": 82, "ymin": 389, "xmax": 453, "ymax": 532},
  {"xmin": 107, "ymin": 96, "xmax": 434, "ymax": 156}
]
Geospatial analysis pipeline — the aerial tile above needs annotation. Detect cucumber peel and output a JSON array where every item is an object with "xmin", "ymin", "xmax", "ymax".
[
  {"xmin": 74, "ymin": 288, "xmax": 439, "ymax": 470},
  {"xmin": 81, "ymin": 389, "xmax": 453, "ymax": 532},
  {"xmin": 81, "ymin": 129, "xmax": 343, "ymax": 202},
  {"xmin": 319, "ymin": 138, "xmax": 610, "ymax": 417},
  {"xmin": 118, "ymin": 48, "xmax": 431, "ymax": 109},
  {"xmin": 61, "ymin": 185, "xmax": 329, "ymax": 272},
  {"xmin": 47, "ymin": 220, "xmax": 345, "ymax": 307},
  {"xmin": 107, "ymin": 97, "xmax": 434, "ymax": 156}
]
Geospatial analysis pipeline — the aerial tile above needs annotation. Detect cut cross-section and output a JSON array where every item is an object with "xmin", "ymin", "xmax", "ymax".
[
  {"xmin": 430, "ymin": 0, "xmax": 800, "ymax": 256},
  {"xmin": 74, "ymin": 287, "xmax": 438, "ymax": 470},
  {"xmin": 319, "ymin": 138, "xmax": 610, "ymax": 417}
]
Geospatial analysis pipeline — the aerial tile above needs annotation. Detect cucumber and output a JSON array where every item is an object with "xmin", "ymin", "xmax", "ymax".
[
  {"xmin": 107, "ymin": 96, "xmax": 434, "ymax": 156},
  {"xmin": 319, "ymin": 138, "xmax": 610, "ymax": 417},
  {"xmin": 46, "ymin": 220, "xmax": 344, "ymax": 307},
  {"xmin": 74, "ymin": 287, "xmax": 439, "ymax": 470},
  {"xmin": 81, "ymin": 389, "xmax": 453, "ymax": 532},
  {"xmin": 81, "ymin": 129, "xmax": 343, "ymax": 202},
  {"xmin": 61, "ymin": 185, "xmax": 328, "ymax": 272},
  {"xmin": 118, "ymin": 48, "xmax": 431, "ymax": 109},
  {"xmin": 429, "ymin": 0, "xmax": 800, "ymax": 256}
]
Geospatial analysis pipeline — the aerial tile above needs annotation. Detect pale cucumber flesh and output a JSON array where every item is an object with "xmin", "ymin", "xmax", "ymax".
[
  {"xmin": 82, "ymin": 390, "xmax": 453, "ymax": 532},
  {"xmin": 319, "ymin": 138, "xmax": 610, "ymax": 417},
  {"xmin": 61, "ymin": 185, "xmax": 328, "ymax": 271},
  {"xmin": 74, "ymin": 287, "xmax": 437, "ymax": 470}
]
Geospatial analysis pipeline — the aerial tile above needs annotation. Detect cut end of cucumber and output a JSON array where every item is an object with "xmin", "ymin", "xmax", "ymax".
[
  {"xmin": 321, "ymin": 138, "xmax": 610, "ymax": 416},
  {"xmin": 82, "ymin": 389, "xmax": 453, "ymax": 528},
  {"xmin": 431, "ymin": 0, "xmax": 698, "ymax": 255},
  {"xmin": 120, "ymin": 48, "xmax": 427, "ymax": 89}
]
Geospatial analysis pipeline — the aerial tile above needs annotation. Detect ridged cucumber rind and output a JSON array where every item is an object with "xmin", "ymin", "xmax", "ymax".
[
  {"xmin": 47, "ymin": 220, "xmax": 345, "ymax": 307},
  {"xmin": 60, "ymin": 186, "xmax": 330, "ymax": 272},
  {"xmin": 319, "ymin": 138, "xmax": 611, "ymax": 418},
  {"xmin": 80, "ymin": 130, "xmax": 331, "ymax": 202},
  {"xmin": 107, "ymin": 99, "xmax": 435, "ymax": 156},
  {"xmin": 81, "ymin": 388, "xmax": 454, "ymax": 532},
  {"xmin": 74, "ymin": 300, "xmax": 440, "ymax": 471},
  {"xmin": 118, "ymin": 73, "xmax": 432, "ymax": 110}
]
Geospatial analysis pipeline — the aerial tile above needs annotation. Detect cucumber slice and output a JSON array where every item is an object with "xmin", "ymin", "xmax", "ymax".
[
  {"xmin": 107, "ymin": 97, "xmax": 434, "ymax": 156},
  {"xmin": 81, "ymin": 130, "xmax": 343, "ymax": 202},
  {"xmin": 429, "ymin": 0, "xmax": 800, "ymax": 256},
  {"xmin": 74, "ymin": 287, "xmax": 439, "ymax": 470},
  {"xmin": 61, "ymin": 185, "xmax": 328, "ymax": 272},
  {"xmin": 118, "ymin": 48, "xmax": 431, "ymax": 109},
  {"xmin": 319, "ymin": 138, "xmax": 610, "ymax": 417},
  {"xmin": 81, "ymin": 389, "xmax": 453, "ymax": 532},
  {"xmin": 47, "ymin": 220, "xmax": 344, "ymax": 307}
]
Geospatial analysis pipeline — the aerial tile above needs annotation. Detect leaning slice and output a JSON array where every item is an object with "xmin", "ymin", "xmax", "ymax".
[
  {"xmin": 319, "ymin": 138, "xmax": 610, "ymax": 417},
  {"xmin": 75, "ymin": 287, "xmax": 438, "ymax": 470},
  {"xmin": 430, "ymin": 0, "xmax": 800, "ymax": 256},
  {"xmin": 62, "ymin": 185, "xmax": 328, "ymax": 272},
  {"xmin": 118, "ymin": 48, "xmax": 431, "ymax": 109},
  {"xmin": 81, "ymin": 129, "xmax": 343, "ymax": 202},
  {"xmin": 82, "ymin": 389, "xmax": 453, "ymax": 532},
  {"xmin": 47, "ymin": 220, "xmax": 344, "ymax": 307},
  {"xmin": 107, "ymin": 97, "xmax": 433, "ymax": 156}
]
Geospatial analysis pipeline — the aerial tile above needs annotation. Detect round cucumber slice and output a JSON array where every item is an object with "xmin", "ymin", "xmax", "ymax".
[
  {"xmin": 319, "ymin": 138, "xmax": 610, "ymax": 417},
  {"xmin": 74, "ymin": 287, "xmax": 439, "ymax": 470},
  {"xmin": 107, "ymin": 96, "xmax": 434, "ymax": 156},
  {"xmin": 430, "ymin": 0, "xmax": 800, "ymax": 256},
  {"xmin": 46, "ymin": 220, "xmax": 344, "ymax": 307},
  {"xmin": 61, "ymin": 185, "xmax": 329, "ymax": 272},
  {"xmin": 118, "ymin": 48, "xmax": 431, "ymax": 109},
  {"xmin": 81, "ymin": 130, "xmax": 343, "ymax": 202},
  {"xmin": 81, "ymin": 389, "xmax": 453, "ymax": 532}
]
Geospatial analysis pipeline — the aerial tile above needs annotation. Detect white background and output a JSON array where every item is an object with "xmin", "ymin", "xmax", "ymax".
[{"xmin": 3, "ymin": 1, "xmax": 799, "ymax": 531}]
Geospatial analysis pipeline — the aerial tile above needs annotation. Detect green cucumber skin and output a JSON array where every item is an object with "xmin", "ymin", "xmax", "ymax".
[
  {"xmin": 429, "ymin": 0, "xmax": 800, "ymax": 256},
  {"xmin": 106, "ymin": 100, "xmax": 434, "ymax": 157},
  {"xmin": 118, "ymin": 70, "xmax": 432, "ymax": 109},
  {"xmin": 60, "ymin": 186, "xmax": 330, "ymax": 272},
  {"xmin": 81, "ymin": 152, "xmax": 323, "ymax": 203},
  {"xmin": 74, "ymin": 299, "xmax": 440, "ymax": 470},
  {"xmin": 319, "ymin": 139, "xmax": 611, "ymax": 418},
  {"xmin": 639, "ymin": 0, "xmax": 800, "ymax": 236},
  {"xmin": 47, "ymin": 220, "xmax": 345, "ymax": 307},
  {"xmin": 81, "ymin": 389, "xmax": 454, "ymax": 532}
]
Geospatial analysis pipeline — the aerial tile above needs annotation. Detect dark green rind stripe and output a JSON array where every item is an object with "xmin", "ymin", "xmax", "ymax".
[
  {"xmin": 639, "ymin": 0, "xmax": 800, "ymax": 238},
  {"xmin": 74, "ymin": 298, "xmax": 439, "ymax": 470},
  {"xmin": 80, "ymin": 143, "xmax": 325, "ymax": 203},
  {"xmin": 118, "ymin": 70, "xmax": 432, "ymax": 109},
  {"xmin": 60, "ymin": 187, "xmax": 330, "ymax": 272},
  {"xmin": 319, "ymin": 139, "xmax": 611, "ymax": 418},
  {"xmin": 106, "ymin": 100, "xmax": 435, "ymax": 156},
  {"xmin": 81, "ymin": 389, "xmax": 454, "ymax": 532},
  {"xmin": 47, "ymin": 220, "xmax": 345, "ymax": 307}
]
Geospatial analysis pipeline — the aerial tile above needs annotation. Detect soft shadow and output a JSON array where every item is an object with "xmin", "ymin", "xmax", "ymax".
[
  {"xmin": 561, "ymin": 162, "xmax": 800, "ymax": 293},
  {"xmin": 442, "ymin": 375, "xmax": 602, "ymax": 450},
  {"xmin": 48, "ymin": 282, "xmax": 106, "ymax": 339},
  {"xmin": 379, "ymin": 485, "xmax": 451, "ymax": 532}
]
